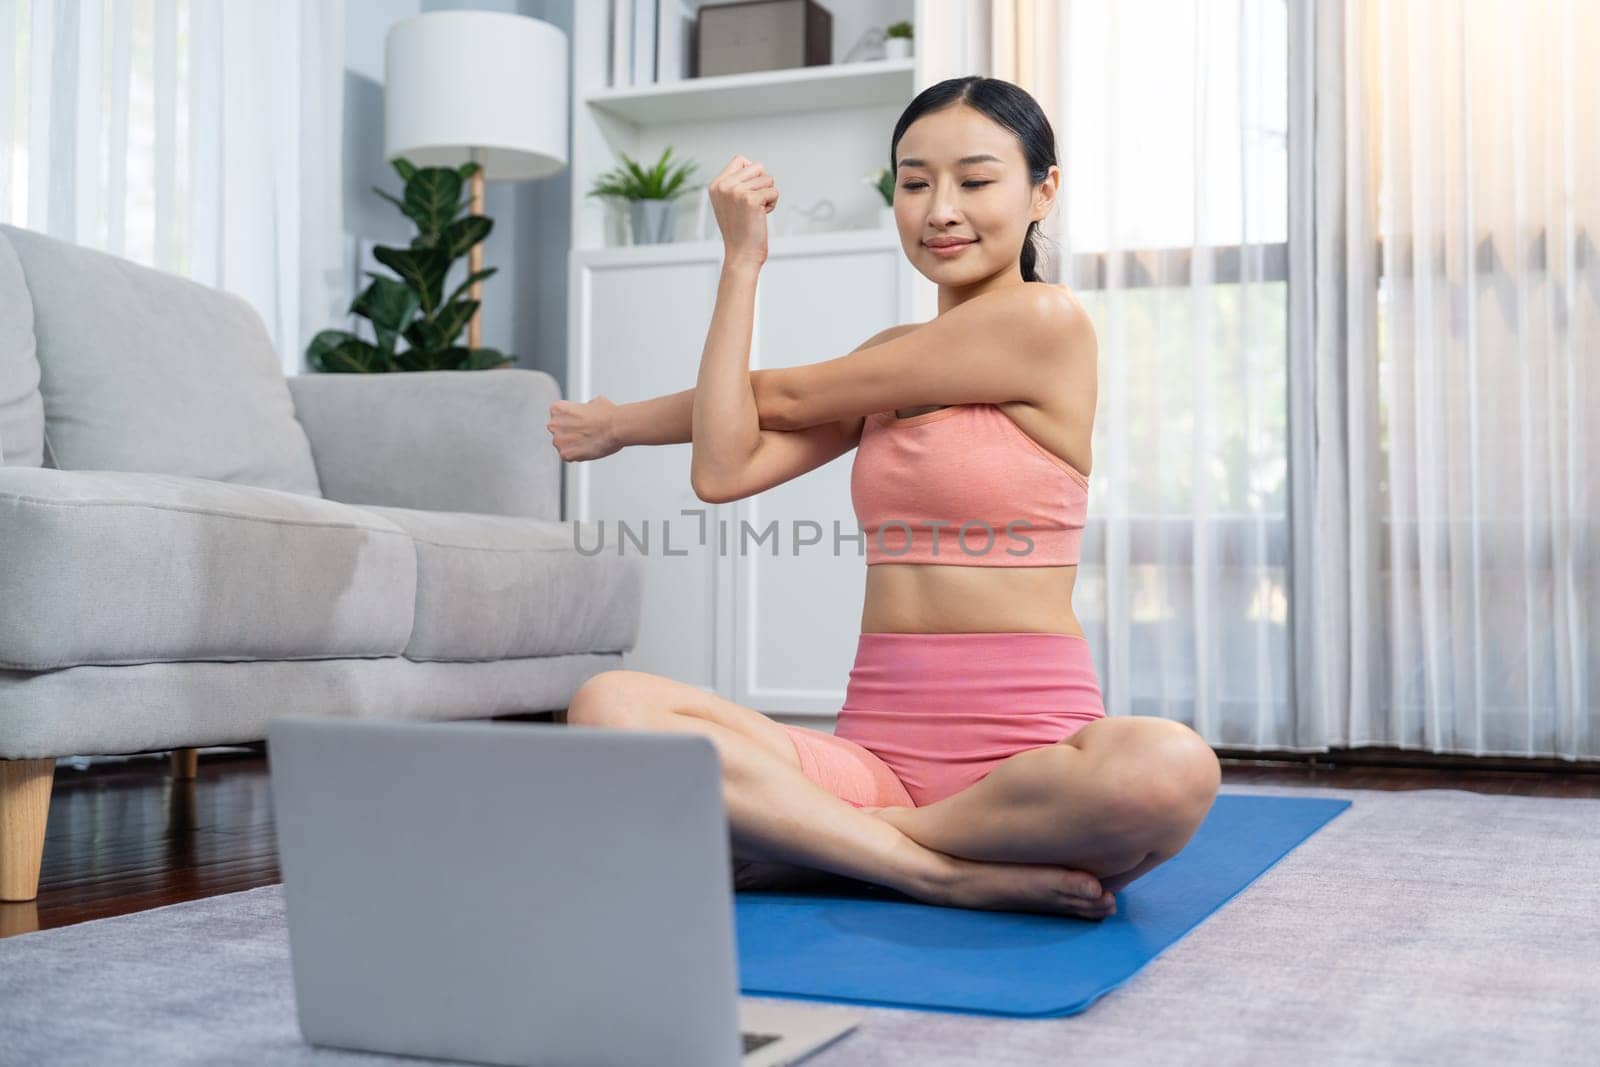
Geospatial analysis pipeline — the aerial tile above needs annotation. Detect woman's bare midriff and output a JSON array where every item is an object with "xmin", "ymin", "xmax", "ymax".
[
  {"xmin": 854, "ymin": 390, "xmax": 1090, "ymax": 638},
  {"xmin": 860, "ymin": 562, "xmax": 1084, "ymax": 637}
]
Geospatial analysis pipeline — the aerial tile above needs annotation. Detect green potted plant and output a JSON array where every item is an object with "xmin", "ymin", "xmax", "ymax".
[
  {"xmin": 306, "ymin": 158, "xmax": 515, "ymax": 373},
  {"xmin": 864, "ymin": 166, "xmax": 896, "ymax": 229},
  {"xmin": 885, "ymin": 21, "xmax": 913, "ymax": 60},
  {"xmin": 586, "ymin": 146, "xmax": 702, "ymax": 245}
]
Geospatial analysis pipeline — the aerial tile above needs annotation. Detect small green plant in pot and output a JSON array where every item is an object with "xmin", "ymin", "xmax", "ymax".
[
  {"xmin": 306, "ymin": 158, "xmax": 515, "ymax": 373},
  {"xmin": 885, "ymin": 21, "xmax": 914, "ymax": 59},
  {"xmin": 586, "ymin": 147, "xmax": 703, "ymax": 245}
]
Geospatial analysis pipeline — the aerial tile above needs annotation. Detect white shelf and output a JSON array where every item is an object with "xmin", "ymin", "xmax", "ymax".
[
  {"xmin": 585, "ymin": 57, "xmax": 916, "ymax": 125},
  {"xmin": 575, "ymin": 226, "xmax": 902, "ymax": 268}
]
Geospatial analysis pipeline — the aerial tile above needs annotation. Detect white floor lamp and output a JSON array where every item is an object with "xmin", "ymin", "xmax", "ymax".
[{"xmin": 383, "ymin": 11, "xmax": 569, "ymax": 352}]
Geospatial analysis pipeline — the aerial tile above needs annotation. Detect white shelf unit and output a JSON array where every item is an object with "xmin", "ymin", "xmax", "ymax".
[{"xmin": 564, "ymin": 2, "xmax": 934, "ymax": 716}]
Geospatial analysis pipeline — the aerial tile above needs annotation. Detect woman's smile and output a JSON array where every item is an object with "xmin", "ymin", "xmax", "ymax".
[{"xmin": 926, "ymin": 239, "xmax": 978, "ymax": 258}]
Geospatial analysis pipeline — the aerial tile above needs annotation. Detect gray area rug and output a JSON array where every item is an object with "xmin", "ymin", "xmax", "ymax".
[{"xmin": 2, "ymin": 783, "xmax": 1596, "ymax": 1066}]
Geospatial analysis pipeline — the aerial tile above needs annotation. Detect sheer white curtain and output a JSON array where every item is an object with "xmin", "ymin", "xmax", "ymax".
[
  {"xmin": 0, "ymin": 0, "xmax": 347, "ymax": 375},
  {"xmin": 921, "ymin": 0, "xmax": 1598, "ymax": 760},
  {"xmin": 1305, "ymin": 0, "xmax": 1598, "ymax": 759},
  {"xmin": 924, "ymin": 0, "xmax": 1292, "ymax": 747}
]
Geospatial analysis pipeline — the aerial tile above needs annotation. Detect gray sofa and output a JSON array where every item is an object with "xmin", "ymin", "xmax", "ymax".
[{"xmin": 0, "ymin": 223, "xmax": 642, "ymax": 902}]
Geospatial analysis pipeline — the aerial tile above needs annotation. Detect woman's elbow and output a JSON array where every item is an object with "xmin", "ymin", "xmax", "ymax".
[{"xmin": 690, "ymin": 468, "xmax": 730, "ymax": 505}]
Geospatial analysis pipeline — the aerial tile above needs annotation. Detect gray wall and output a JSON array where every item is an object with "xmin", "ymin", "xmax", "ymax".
[{"xmin": 343, "ymin": 0, "xmax": 573, "ymax": 394}]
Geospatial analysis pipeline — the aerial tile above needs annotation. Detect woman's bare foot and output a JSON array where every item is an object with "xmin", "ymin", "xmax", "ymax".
[
  {"xmin": 859, "ymin": 806, "xmax": 1116, "ymax": 919},
  {"xmin": 925, "ymin": 852, "xmax": 1117, "ymax": 918},
  {"xmin": 734, "ymin": 852, "xmax": 1113, "ymax": 918},
  {"xmin": 732, "ymin": 808, "xmax": 1114, "ymax": 918}
]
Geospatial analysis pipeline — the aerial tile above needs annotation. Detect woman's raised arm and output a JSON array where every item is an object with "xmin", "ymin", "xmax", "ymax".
[{"xmin": 689, "ymin": 154, "xmax": 779, "ymax": 501}]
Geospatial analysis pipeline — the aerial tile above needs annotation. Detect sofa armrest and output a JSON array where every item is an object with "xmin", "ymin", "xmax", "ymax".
[{"xmin": 287, "ymin": 368, "xmax": 561, "ymax": 520}]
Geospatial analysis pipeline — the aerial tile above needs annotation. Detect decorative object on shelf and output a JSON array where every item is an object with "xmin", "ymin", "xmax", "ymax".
[
  {"xmin": 865, "ymin": 166, "xmax": 896, "ymax": 229},
  {"xmin": 841, "ymin": 25, "xmax": 888, "ymax": 64},
  {"xmin": 587, "ymin": 146, "xmax": 704, "ymax": 245},
  {"xmin": 885, "ymin": 20, "xmax": 914, "ymax": 60},
  {"xmin": 696, "ymin": 0, "xmax": 832, "ymax": 78},
  {"xmin": 382, "ymin": 10, "xmax": 568, "ymax": 350},
  {"xmin": 773, "ymin": 197, "xmax": 837, "ymax": 237},
  {"xmin": 307, "ymin": 159, "xmax": 515, "ymax": 373}
]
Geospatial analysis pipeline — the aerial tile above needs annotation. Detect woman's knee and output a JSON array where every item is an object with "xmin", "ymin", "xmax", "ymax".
[
  {"xmin": 1066, "ymin": 717, "xmax": 1221, "ymax": 845},
  {"xmin": 567, "ymin": 669, "xmax": 661, "ymax": 728},
  {"xmin": 1126, "ymin": 723, "xmax": 1219, "ymax": 845}
]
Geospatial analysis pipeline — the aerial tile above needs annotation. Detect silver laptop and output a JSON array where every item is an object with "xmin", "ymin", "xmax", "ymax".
[{"xmin": 268, "ymin": 715, "xmax": 862, "ymax": 1067}]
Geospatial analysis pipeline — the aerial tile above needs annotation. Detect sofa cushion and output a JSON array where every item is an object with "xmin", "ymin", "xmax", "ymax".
[
  {"xmin": 0, "ymin": 653, "xmax": 626, "ymax": 761},
  {"xmin": 359, "ymin": 505, "xmax": 643, "ymax": 661},
  {"xmin": 0, "ymin": 227, "xmax": 45, "ymax": 467},
  {"xmin": 0, "ymin": 224, "xmax": 322, "ymax": 496},
  {"xmin": 0, "ymin": 468, "xmax": 415, "ymax": 670}
]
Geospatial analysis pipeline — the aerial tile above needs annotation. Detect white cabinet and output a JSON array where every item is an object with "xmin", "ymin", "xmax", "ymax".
[
  {"xmin": 566, "ymin": 232, "xmax": 914, "ymax": 716},
  {"xmin": 564, "ymin": 2, "xmax": 935, "ymax": 719},
  {"xmin": 568, "ymin": 251, "xmax": 721, "ymax": 689}
]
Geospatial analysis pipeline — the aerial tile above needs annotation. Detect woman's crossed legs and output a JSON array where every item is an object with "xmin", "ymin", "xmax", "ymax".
[{"xmin": 564, "ymin": 668, "xmax": 1220, "ymax": 918}]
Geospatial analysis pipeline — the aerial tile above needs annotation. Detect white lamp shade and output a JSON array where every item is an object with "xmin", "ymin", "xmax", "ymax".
[{"xmin": 384, "ymin": 11, "xmax": 568, "ymax": 181}]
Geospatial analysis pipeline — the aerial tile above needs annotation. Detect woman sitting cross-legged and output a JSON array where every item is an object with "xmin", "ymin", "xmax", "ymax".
[{"xmin": 546, "ymin": 77, "xmax": 1221, "ymax": 920}]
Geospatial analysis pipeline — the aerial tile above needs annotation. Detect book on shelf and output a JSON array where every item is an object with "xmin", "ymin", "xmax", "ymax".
[
  {"xmin": 655, "ymin": 0, "xmax": 696, "ymax": 84},
  {"xmin": 609, "ymin": 0, "xmax": 629, "ymax": 88},
  {"xmin": 630, "ymin": 0, "xmax": 656, "ymax": 85},
  {"xmin": 610, "ymin": 0, "xmax": 699, "ymax": 89}
]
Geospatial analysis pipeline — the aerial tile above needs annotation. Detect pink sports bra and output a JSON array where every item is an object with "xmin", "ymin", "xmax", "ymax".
[{"xmin": 849, "ymin": 403, "xmax": 1090, "ymax": 567}]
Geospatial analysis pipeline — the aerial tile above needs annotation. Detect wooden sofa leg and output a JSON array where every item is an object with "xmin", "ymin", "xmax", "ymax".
[
  {"xmin": 171, "ymin": 748, "xmax": 199, "ymax": 780},
  {"xmin": 1, "ymin": 759, "xmax": 54, "ymax": 903}
]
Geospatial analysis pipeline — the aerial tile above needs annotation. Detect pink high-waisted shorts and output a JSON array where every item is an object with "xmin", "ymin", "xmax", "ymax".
[{"xmin": 780, "ymin": 631, "xmax": 1106, "ymax": 809}]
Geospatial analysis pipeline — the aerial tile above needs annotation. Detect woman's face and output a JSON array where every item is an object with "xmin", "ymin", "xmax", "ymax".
[{"xmin": 893, "ymin": 105, "xmax": 1059, "ymax": 288}]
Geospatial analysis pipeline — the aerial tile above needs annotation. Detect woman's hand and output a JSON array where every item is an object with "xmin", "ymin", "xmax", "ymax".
[
  {"xmin": 547, "ymin": 396, "xmax": 622, "ymax": 462},
  {"xmin": 709, "ymin": 154, "xmax": 779, "ymax": 268}
]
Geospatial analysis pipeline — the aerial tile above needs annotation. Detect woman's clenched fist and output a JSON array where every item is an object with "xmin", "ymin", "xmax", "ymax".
[
  {"xmin": 547, "ymin": 395, "xmax": 622, "ymax": 462},
  {"xmin": 709, "ymin": 154, "xmax": 779, "ymax": 267}
]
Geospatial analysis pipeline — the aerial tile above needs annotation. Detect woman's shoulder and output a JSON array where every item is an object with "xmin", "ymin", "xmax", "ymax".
[
  {"xmin": 977, "ymin": 282, "xmax": 1086, "ymax": 324},
  {"xmin": 1025, "ymin": 284, "xmax": 1094, "ymax": 353},
  {"xmin": 1031, "ymin": 281, "xmax": 1086, "ymax": 317},
  {"xmin": 889, "ymin": 284, "xmax": 1085, "ymax": 339}
]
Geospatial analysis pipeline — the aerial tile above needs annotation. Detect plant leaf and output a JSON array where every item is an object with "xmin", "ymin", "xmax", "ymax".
[
  {"xmin": 439, "ymin": 214, "xmax": 492, "ymax": 259},
  {"xmin": 444, "ymin": 266, "xmax": 497, "ymax": 309},
  {"xmin": 463, "ymin": 346, "xmax": 514, "ymax": 370},
  {"xmin": 431, "ymin": 298, "xmax": 480, "ymax": 347},
  {"xmin": 404, "ymin": 167, "xmax": 465, "ymax": 237},
  {"xmin": 350, "ymin": 276, "xmax": 419, "ymax": 355},
  {"xmin": 306, "ymin": 330, "xmax": 381, "ymax": 373},
  {"xmin": 393, "ymin": 344, "xmax": 434, "ymax": 372},
  {"xmin": 373, "ymin": 244, "xmax": 450, "ymax": 317},
  {"xmin": 403, "ymin": 318, "xmax": 442, "ymax": 353}
]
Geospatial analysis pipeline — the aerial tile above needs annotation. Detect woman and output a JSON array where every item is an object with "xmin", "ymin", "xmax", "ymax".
[{"xmin": 547, "ymin": 78, "xmax": 1220, "ymax": 919}]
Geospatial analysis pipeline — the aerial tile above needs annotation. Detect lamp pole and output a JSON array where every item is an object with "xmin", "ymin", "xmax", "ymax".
[{"xmin": 469, "ymin": 146, "xmax": 486, "ymax": 350}]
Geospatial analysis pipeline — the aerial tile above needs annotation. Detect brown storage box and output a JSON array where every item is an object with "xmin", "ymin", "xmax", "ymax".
[{"xmin": 696, "ymin": 0, "xmax": 833, "ymax": 78}]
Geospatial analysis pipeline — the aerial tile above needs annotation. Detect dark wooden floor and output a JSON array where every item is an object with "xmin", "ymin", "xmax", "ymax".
[{"xmin": 3, "ymin": 738, "xmax": 1596, "ymax": 940}]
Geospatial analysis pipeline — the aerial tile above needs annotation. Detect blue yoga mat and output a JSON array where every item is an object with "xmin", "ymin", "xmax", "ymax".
[{"xmin": 735, "ymin": 792, "xmax": 1350, "ymax": 1017}]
